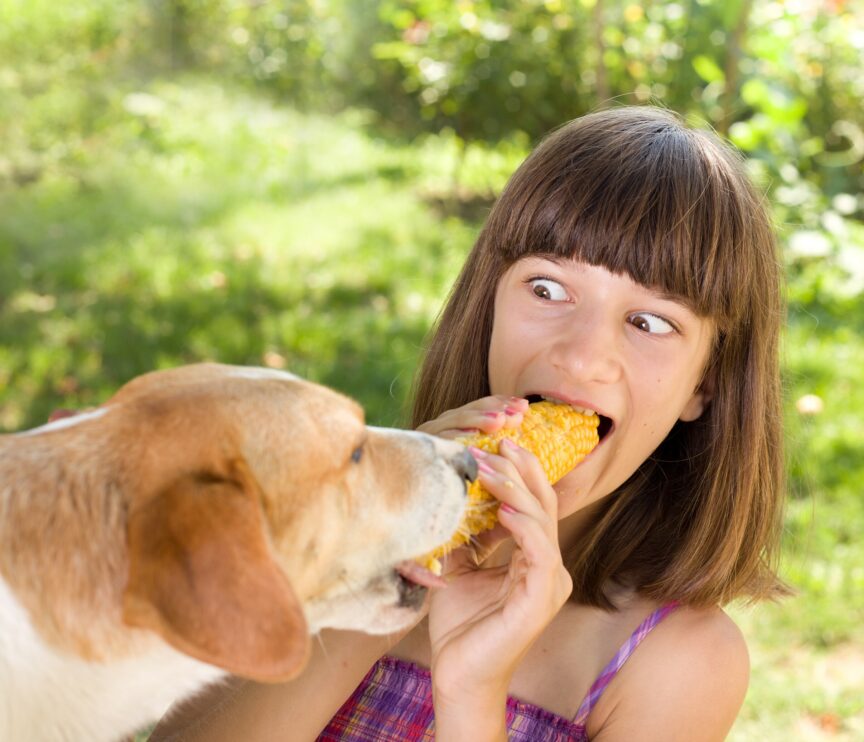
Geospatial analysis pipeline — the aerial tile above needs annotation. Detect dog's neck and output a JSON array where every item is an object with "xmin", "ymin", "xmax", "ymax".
[{"xmin": 0, "ymin": 420, "xmax": 132, "ymax": 660}]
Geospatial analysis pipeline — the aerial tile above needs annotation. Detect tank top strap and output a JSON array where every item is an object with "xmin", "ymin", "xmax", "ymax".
[{"xmin": 572, "ymin": 601, "xmax": 680, "ymax": 726}]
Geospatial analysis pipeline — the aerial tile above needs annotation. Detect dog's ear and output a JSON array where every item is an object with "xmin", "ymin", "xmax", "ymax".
[{"xmin": 123, "ymin": 466, "xmax": 310, "ymax": 682}]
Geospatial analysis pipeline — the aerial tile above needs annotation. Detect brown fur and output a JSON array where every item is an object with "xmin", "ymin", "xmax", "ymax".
[{"xmin": 0, "ymin": 363, "xmax": 468, "ymax": 684}]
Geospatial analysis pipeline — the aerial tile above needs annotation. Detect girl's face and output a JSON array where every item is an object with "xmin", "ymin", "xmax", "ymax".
[{"xmin": 488, "ymin": 257, "xmax": 715, "ymax": 518}]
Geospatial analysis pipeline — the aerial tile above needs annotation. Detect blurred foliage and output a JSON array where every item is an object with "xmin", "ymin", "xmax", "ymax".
[{"xmin": 1, "ymin": 1, "xmax": 863, "ymax": 739}]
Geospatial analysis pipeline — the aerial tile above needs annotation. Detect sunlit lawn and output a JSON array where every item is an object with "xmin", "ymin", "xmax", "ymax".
[{"xmin": 2, "ymin": 77, "xmax": 862, "ymax": 740}]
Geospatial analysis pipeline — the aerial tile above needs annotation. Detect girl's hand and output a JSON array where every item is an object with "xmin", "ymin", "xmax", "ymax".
[
  {"xmin": 416, "ymin": 395, "xmax": 529, "ymax": 441},
  {"xmin": 417, "ymin": 395, "xmax": 529, "ymax": 564},
  {"xmin": 427, "ymin": 439, "xmax": 573, "ymax": 739}
]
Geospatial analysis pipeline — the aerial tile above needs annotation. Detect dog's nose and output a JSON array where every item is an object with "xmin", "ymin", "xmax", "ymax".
[{"xmin": 451, "ymin": 448, "xmax": 478, "ymax": 483}]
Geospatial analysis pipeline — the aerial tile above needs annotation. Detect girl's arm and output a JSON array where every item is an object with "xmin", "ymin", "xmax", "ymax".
[
  {"xmin": 148, "ymin": 628, "xmax": 404, "ymax": 742},
  {"xmin": 589, "ymin": 607, "xmax": 750, "ymax": 741}
]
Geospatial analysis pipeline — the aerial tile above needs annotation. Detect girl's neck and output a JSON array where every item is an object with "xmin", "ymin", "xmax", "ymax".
[{"xmin": 557, "ymin": 498, "xmax": 606, "ymax": 550}]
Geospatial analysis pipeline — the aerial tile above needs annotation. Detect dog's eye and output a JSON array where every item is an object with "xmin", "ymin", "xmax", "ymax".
[{"xmin": 351, "ymin": 446, "xmax": 363, "ymax": 463}]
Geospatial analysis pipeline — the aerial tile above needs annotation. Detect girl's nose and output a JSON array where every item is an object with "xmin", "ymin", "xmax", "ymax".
[{"xmin": 548, "ymin": 317, "xmax": 623, "ymax": 385}]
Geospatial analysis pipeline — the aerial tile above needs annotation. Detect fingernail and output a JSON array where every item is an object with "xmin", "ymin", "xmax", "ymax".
[
  {"xmin": 483, "ymin": 411, "xmax": 502, "ymax": 419},
  {"xmin": 478, "ymin": 461, "xmax": 494, "ymax": 474},
  {"xmin": 500, "ymin": 503, "xmax": 517, "ymax": 513},
  {"xmin": 469, "ymin": 446, "xmax": 488, "ymax": 458},
  {"xmin": 504, "ymin": 406, "xmax": 518, "ymax": 415},
  {"xmin": 501, "ymin": 438, "xmax": 518, "ymax": 449}
]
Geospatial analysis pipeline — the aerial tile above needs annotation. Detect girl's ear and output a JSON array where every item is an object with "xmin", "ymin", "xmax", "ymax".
[
  {"xmin": 679, "ymin": 369, "xmax": 715, "ymax": 422},
  {"xmin": 679, "ymin": 387, "xmax": 712, "ymax": 421}
]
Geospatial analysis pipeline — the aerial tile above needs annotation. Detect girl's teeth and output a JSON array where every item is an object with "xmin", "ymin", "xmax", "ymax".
[{"xmin": 540, "ymin": 396, "xmax": 595, "ymax": 417}]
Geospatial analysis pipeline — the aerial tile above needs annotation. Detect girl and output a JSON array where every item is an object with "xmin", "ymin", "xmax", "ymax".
[{"xmin": 151, "ymin": 106, "xmax": 786, "ymax": 741}]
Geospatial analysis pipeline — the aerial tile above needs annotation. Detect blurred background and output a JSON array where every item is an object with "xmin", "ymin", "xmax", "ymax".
[{"xmin": 0, "ymin": 0, "xmax": 861, "ymax": 738}]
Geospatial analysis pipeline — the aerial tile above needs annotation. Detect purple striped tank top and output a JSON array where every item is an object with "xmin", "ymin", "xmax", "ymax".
[{"xmin": 317, "ymin": 602, "xmax": 678, "ymax": 741}]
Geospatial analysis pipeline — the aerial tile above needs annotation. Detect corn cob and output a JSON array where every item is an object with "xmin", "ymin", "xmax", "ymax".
[{"xmin": 419, "ymin": 401, "xmax": 600, "ymax": 574}]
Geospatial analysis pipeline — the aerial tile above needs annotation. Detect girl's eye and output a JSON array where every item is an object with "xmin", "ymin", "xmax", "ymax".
[
  {"xmin": 528, "ymin": 277, "xmax": 568, "ymax": 302},
  {"xmin": 628, "ymin": 312, "xmax": 676, "ymax": 334}
]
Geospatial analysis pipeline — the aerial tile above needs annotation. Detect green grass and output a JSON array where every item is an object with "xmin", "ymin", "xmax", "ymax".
[
  {"xmin": 0, "ymin": 78, "xmax": 505, "ymax": 428},
  {"xmin": 2, "ymin": 73, "xmax": 863, "ymax": 740},
  {"xmin": 725, "ymin": 272, "xmax": 864, "ymax": 739}
]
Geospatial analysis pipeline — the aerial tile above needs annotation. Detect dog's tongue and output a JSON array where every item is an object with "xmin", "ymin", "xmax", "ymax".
[{"xmin": 396, "ymin": 560, "xmax": 448, "ymax": 589}]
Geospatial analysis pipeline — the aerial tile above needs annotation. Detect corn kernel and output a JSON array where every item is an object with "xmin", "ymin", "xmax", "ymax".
[{"xmin": 419, "ymin": 401, "xmax": 599, "ymax": 574}]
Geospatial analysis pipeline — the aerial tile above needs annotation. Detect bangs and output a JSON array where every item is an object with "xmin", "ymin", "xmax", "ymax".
[
  {"xmin": 488, "ymin": 110, "xmax": 765, "ymax": 332},
  {"xmin": 416, "ymin": 106, "xmax": 785, "ymax": 607}
]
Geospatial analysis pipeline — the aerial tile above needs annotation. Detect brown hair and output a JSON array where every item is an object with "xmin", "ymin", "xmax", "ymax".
[{"xmin": 412, "ymin": 106, "xmax": 786, "ymax": 608}]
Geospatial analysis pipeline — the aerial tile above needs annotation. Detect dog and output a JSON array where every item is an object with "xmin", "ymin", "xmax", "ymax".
[{"xmin": 0, "ymin": 363, "xmax": 473, "ymax": 742}]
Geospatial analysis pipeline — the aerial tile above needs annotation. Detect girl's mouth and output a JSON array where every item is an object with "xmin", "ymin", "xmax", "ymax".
[
  {"xmin": 596, "ymin": 414, "xmax": 613, "ymax": 440},
  {"xmin": 525, "ymin": 394, "xmax": 614, "ymax": 442}
]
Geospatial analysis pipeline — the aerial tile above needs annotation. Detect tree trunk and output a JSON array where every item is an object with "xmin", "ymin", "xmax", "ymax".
[
  {"xmin": 719, "ymin": 0, "xmax": 754, "ymax": 134},
  {"xmin": 594, "ymin": 0, "xmax": 610, "ymax": 106}
]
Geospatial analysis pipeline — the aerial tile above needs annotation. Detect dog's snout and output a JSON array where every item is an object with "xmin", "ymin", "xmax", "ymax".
[{"xmin": 451, "ymin": 448, "xmax": 478, "ymax": 483}]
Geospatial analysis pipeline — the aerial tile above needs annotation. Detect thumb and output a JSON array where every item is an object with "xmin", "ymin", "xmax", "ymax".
[{"xmin": 466, "ymin": 523, "xmax": 512, "ymax": 566}]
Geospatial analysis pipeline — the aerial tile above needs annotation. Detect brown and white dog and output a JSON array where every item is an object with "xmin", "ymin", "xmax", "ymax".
[{"xmin": 0, "ymin": 363, "xmax": 473, "ymax": 742}]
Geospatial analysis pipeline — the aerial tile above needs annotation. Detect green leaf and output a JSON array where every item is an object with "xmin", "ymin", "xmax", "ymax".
[
  {"xmin": 692, "ymin": 55, "xmax": 725, "ymax": 84},
  {"xmin": 728, "ymin": 121, "xmax": 759, "ymax": 151},
  {"xmin": 741, "ymin": 78, "xmax": 770, "ymax": 107},
  {"xmin": 371, "ymin": 41, "xmax": 411, "ymax": 61},
  {"xmin": 720, "ymin": 0, "xmax": 746, "ymax": 31}
]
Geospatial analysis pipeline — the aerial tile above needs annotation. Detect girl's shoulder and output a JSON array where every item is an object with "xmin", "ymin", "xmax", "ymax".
[{"xmin": 587, "ymin": 604, "xmax": 749, "ymax": 740}]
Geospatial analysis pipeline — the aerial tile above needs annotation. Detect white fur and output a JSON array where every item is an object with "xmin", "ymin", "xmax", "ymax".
[
  {"xmin": 227, "ymin": 367, "xmax": 299, "ymax": 381},
  {"xmin": 15, "ymin": 408, "xmax": 108, "ymax": 438},
  {"xmin": 303, "ymin": 428, "xmax": 466, "ymax": 634},
  {"xmin": 0, "ymin": 577, "xmax": 225, "ymax": 742}
]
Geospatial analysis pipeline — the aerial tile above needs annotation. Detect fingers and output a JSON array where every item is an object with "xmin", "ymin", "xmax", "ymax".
[
  {"xmin": 471, "ymin": 442, "xmax": 558, "ymax": 527},
  {"xmin": 498, "ymin": 508, "xmax": 567, "ymax": 589},
  {"xmin": 471, "ymin": 443, "xmax": 568, "ymax": 599},
  {"xmin": 497, "ymin": 439, "xmax": 561, "ymax": 521},
  {"xmin": 416, "ymin": 396, "xmax": 528, "ymax": 439},
  {"xmin": 476, "ymin": 472, "xmax": 572, "ymax": 618},
  {"xmin": 433, "ymin": 429, "xmax": 572, "ymax": 652},
  {"xmin": 466, "ymin": 523, "xmax": 512, "ymax": 566}
]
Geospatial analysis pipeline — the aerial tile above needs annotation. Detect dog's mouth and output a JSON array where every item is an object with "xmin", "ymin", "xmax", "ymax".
[{"xmin": 394, "ymin": 560, "xmax": 446, "ymax": 609}]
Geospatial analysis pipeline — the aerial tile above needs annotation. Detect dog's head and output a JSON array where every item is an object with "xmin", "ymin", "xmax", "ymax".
[{"xmin": 107, "ymin": 364, "xmax": 470, "ymax": 682}]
